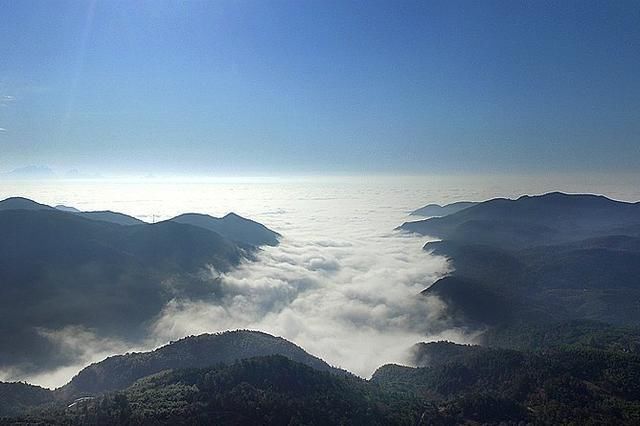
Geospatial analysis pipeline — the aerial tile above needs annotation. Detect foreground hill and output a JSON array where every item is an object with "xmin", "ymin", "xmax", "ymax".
[
  {"xmin": 13, "ymin": 356, "xmax": 422, "ymax": 425},
  {"xmin": 8, "ymin": 335, "xmax": 640, "ymax": 424},
  {"xmin": 58, "ymin": 330, "xmax": 346, "ymax": 398},
  {"xmin": 0, "ymin": 197, "xmax": 280, "ymax": 245}
]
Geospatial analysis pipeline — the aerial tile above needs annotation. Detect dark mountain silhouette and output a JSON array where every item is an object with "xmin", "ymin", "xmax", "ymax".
[
  {"xmin": 0, "ymin": 196, "xmax": 54, "ymax": 211},
  {"xmin": 58, "ymin": 330, "xmax": 346, "ymax": 399},
  {"xmin": 2, "ymin": 197, "xmax": 143, "ymax": 225},
  {"xmin": 400, "ymin": 192, "xmax": 640, "ymax": 249},
  {"xmin": 170, "ymin": 212, "xmax": 280, "ymax": 247},
  {"xmin": 410, "ymin": 201, "xmax": 477, "ymax": 217},
  {"xmin": 0, "ymin": 205, "xmax": 271, "ymax": 378},
  {"xmin": 422, "ymin": 276, "xmax": 516, "ymax": 326}
]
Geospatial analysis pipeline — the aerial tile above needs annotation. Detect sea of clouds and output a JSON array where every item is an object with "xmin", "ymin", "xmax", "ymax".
[
  {"xmin": 148, "ymin": 230, "xmax": 472, "ymax": 378},
  {"xmin": 8, "ymin": 174, "xmax": 639, "ymax": 387}
]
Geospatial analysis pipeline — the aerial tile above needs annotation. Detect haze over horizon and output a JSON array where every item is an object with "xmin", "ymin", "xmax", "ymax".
[{"xmin": 1, "ymin": 0, "xmax": 639, "ymax": 176}]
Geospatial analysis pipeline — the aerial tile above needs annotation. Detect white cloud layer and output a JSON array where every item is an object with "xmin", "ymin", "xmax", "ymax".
[
  {"xmin": 148, "ymin": 230, "xmax": 474, "ymax": 377},
  {"xmin": 1, "ymin": 177, "xmax": 501, "ymax": 387}
]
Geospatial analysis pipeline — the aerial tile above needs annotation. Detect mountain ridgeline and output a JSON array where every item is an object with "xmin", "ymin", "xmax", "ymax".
[
  {"xmin": 0, "ymin": 197, "xmax": 279, "ymax": 380},
  {"xmin": 410, "ymin": 201, "xmax": 478, "ymax": 217},
  {"xmin": 171, "ymin": 212, "xmax": 280, "ymax": 247}
]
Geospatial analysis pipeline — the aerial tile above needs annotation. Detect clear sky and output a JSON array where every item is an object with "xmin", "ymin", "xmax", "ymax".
[{"xmin": 1, "ymin": 0, "xmax": 639, "ymax": 176}]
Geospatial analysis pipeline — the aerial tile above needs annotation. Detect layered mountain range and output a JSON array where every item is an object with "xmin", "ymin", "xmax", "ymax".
[
  {"xmin": 0, "ymin": 197, "xmax": 279, "ymax": 379},
  {"xmin": 400, "ymin": 192, "xmax": 640, "ymax": 329}
]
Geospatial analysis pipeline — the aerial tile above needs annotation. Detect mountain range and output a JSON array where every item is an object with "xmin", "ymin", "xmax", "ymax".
[
  {"xmin": 0, "ymin": 197, "xmax": 279, "ymax": 380},
  {"xmin": 399, "ymin": 192, "xmax": 640, "ymax": 333},
  {"xmin": 2, "ymin": 192, "xmax": 640, "ymax": 424}
]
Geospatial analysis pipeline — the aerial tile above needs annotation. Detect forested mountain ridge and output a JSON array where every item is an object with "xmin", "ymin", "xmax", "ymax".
[
  {"xmin": 58, "ymin": 330, "xmax": 347, "ymax": 399},
  {"xmin": 7, "ymin": 337, "xmax": 640, "ymax": 425}
]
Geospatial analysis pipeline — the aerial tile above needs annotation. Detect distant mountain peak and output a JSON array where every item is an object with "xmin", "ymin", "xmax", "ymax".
[{"xmin": 170, "ymin": 211, "xmax": 280, "ymax": 247}]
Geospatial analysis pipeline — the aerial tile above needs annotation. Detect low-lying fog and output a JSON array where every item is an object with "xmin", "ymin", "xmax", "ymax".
[{"xmin": 3, "ymin": 174, "xmax": 640, "ymax": 388}]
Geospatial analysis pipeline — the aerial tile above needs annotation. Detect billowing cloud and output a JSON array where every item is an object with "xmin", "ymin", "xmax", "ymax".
[
  {"xmin": 0, "ymin": 179, "xmax": 485, "ymax": 387},
  {"xmin": 148, "ymin": 230, "xmax": 474, "ymax": 377}
]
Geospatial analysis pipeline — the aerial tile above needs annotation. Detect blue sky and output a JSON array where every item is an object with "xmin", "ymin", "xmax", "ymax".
[{"xmin": 1, "ymin": 0, "xmax": 639, "ymax": 175}]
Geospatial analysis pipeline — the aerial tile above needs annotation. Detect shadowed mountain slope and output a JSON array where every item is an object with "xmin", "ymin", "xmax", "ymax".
[
  {"xmin": 422, "ymin": 235, "xmax": 640, "ymax": 328},
  {"xmin": 407, "ymin": 193, "xmax": 640, "ymax": 331},
  {"xmin": 0, "ymin": 208, "xmax": 245, "ymax": 378}
]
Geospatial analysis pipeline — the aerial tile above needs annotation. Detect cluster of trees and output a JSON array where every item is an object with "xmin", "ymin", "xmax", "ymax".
[{"xmin": 17, "ymin": 356, "xmax": 425, "ymax": 425}]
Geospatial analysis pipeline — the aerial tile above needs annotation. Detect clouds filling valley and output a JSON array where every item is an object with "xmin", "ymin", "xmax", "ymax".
[
  {"xmin": 0, "ymin": 180, "xmax": 490, "ymax": 387},
  {"xmin": 150, "ymin": 229, "xmax": 473, "ymax": 378}
]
